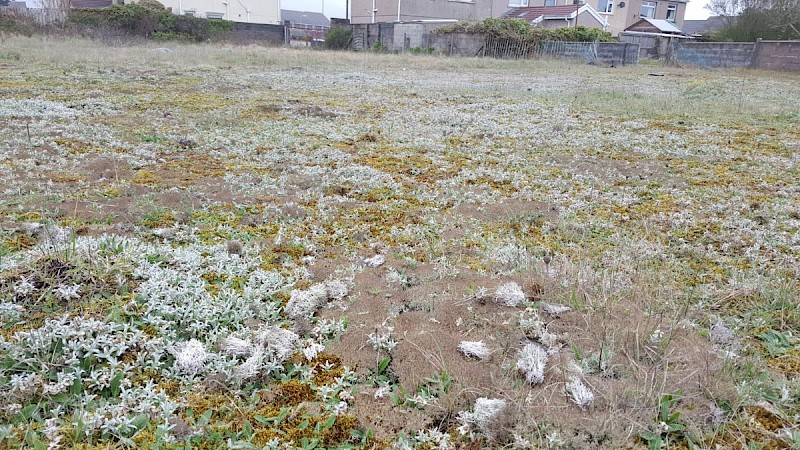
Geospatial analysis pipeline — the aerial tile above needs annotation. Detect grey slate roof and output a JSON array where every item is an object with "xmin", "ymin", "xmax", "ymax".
[
  {"xmin": 69, "ymin": 0, "xmax": 113, "ymax": 7},
  {"xmin": 682, "ymin": 16, "xmax": 731, "ymax": 35},
  {"xmin": 281, "ymin": 9, "xmax": 330, "ymax": 27}
]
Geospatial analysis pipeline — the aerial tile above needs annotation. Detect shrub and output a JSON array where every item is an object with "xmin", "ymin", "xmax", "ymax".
[
  {"xmin": 409, "ymin": 46, "xmax": 435, "ymax": 54},
  {"xmin": 67, "ymin": 4, "xmax": 233, "ymax": 42},
  {"xmin": 324, "ymin": 25, "xmax": 351, "ymax": 50},
  {"xmin": 433, "ymin": 18, "xmax": 613, "ymax": 43},
  {"xmin": 0, "ymin": 10, "xmax": 35, "ymax": 36}
]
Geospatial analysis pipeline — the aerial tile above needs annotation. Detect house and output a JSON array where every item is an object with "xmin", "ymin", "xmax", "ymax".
[
  {"xmin": 0, "ymin": 1, "xmax": 28, "ymax": 8},
  {"xmin": 502, "ymin": 5, "xmax": 608, "ymax": 30},
  {"xmin": 349, "ymin": 0, "xmax": 685, "ymax": 35},
  {"xmin": 145, "ymin": 0, "xmax": 280, "ymax": 24},
  {"xmin": 510, "ymin": 0, "xmax": 686, "ymax": 36},
  {"xmin": 598, "ymin": 0, "xmax": 687, "ymax": 36},
  {"xmin": 282, "ymin": 9, "xmax": 329, "ymax": 41},
  {"xmin": 350, "ymin": 0, "xmax": 508, "ymax": 24}
]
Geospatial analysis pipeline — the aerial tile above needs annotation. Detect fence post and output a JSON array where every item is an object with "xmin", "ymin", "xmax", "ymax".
[
  {"xmin": 750, "ymin": 38, "xmax": 762, "ymax": 69},
  {"xmin": 621, "ymin": 43, "xmax": 626, "ymax": 66}
]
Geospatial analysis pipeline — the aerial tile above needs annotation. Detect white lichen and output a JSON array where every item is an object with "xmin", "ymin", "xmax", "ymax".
[
  {"xmin": 709, "ymin": 320, "xmax": 734, "ymax": 345},
  {"xmin": 565, "ymin": 377, "xmax": 594, "ymax": 410},
  {"xmin": 363, "ymin": 254, "xmax": 386, "ymax": 268},
  {"xmin": 457, "ymin": 397, "xmax": 507, "ymax": 438},
  {"xmin": 219, "ymin": 336, "xmax": 254, "ymax": 357},
  {"xmin": 257, "ymin": 326, "xmax": 299, "ymax": 362},
  {"xmin": 517, "ymin": 343, "xmax": 548, "ymax": 385},
  {"xmin": 324, "ymin": 279, "xmax": 350, "ymax": 301},
  {"xmin": 174, "ymin": 339, "xmax": 210, "ymax": 376},
  {"xmin": 458, "ymin": 341, "xmax": 492, "ymax": 360},
  {"xmin": 495, "ymin": 282, "xmax": 526, "ymax": 307},
  {"xmin": 541, "ymin": 303, "xmax": 571, "ymax": 316},
  {"xmin": 285, "ymin": 283, "xmax": 329, "ymax": 319}
]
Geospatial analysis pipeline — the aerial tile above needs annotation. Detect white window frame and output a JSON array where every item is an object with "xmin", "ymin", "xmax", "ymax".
[
  {"xmin": 641, "ymin": 1, "xmax": 656, "ymax": 18},
  {"xmin": 184, "ymin": 10, "xmax": 196, "ymax": 17},
  {"xmin": 598, "ymin": 0, "xmax": 613, "ymax": 13},
  {"xmin": 206, "ymin": 12, "xmax": 224, "ymax": 19},
  {"xmin": 508, "ymin": 0, "xmax": 529, "ymax": 6},
  {"xmin": 544, "ymin": 0, "xmax": 556, "ymax": 6},
  {"xmin": 666, "ymin": 3, "xmax": 677, "ymax": 21}
]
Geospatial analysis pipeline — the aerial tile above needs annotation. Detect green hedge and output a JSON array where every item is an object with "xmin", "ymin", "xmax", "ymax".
[
  {"xmin": 433, "ymin": 18, "xmax": 613, "ymax": 43},
  {"xmin": 68, "ymin": 4, "xmax": 233, "ymax": 42}
]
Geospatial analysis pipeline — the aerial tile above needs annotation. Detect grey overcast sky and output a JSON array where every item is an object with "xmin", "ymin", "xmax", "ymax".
[
  {"xmin": 282, "ymin": 0, "xmax": 347, "ymax": 19},
  {"xmin": 281, "ymin": 0, "xmax": 712, "ymax": 20}
]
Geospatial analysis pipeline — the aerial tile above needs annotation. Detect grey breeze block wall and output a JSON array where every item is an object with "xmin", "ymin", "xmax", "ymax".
[
  {"xmin": 676, "ymin": 42, "xmax": 755, "ymax": 68},
  {"xmin": 673, "ymin": 40, "xmax": 800, "ymax": 71},
  {"xmin": 350, "ymin": 23, "xmax": 396, "ymax": 50},
  {"xmin": 230, "ymin": 22, "xmax": 286, "ymax": 45},
  {"xmin": 755, "ymin": 40, "xmax": 800, "ymax": 71},
  {"xmin": 596, "ymin": 43, "xmax": 639, "ymax": 65},
  {"xmin": 428, "ymin": 32, "xmax": 486, "ymax": 56}
]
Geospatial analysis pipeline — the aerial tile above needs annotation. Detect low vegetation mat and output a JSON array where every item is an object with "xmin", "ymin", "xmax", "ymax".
[{"xmin": 0, "ymin": 37, "xmax": 798, "ymax": 449}]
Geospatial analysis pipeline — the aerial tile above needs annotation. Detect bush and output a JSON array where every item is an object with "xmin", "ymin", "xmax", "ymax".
[
  {"xmin": 67, "ymin": 4, "xmax": 233, "ymax": 42},
  {"xmin": 409, "ymin": 46, "xmax": 435, "ymax": 55},
  {"xmin": 712, "ymin": 9, "xmax": 798, "ymax": 41},
  {"xmin": 433, "ymin": 18, "xmax": 613, "ymax": 43},
  {"xmin": 324, "ymin": 25, "xmax": 351, "ymax": 50},
  {"xmin": 0, "ymin": 11, "xmax": 36, "ymax": 37}
]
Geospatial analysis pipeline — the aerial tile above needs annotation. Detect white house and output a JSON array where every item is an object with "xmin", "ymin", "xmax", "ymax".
[{"xmin": 153, "ymin": 0, "xmax": 281, "ymax": 24}]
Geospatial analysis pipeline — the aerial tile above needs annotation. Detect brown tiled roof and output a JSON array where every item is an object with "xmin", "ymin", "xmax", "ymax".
[{"xmin": 502, "ymin": 5, "xmax": 582, "ymax": 21}]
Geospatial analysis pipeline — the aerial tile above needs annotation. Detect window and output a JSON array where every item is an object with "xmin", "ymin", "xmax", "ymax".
[
  {"xmin": 508, "ymin": 0, "xmax": 529, "ymax": 5},
  {"xmin": 598, "ymin": 0, "xmax": 613, "ymax": 13},
  {"xmin": 544, "ymin": 0, "xmax": 556, "ymax": 5},
  {"xmin": 640, "ymin": 1, "xmax": 655, "ymax": 18},
  {"xmin": 666, "ymin": 3, "xmax": 677, "ymax": 21},
  {"xmin": 184, "ymin": 10, "xmax": 196, "ymax": 16},
  {"xmin": 206, "ymin": 12, "xmax": 224, "ymax": 19}
]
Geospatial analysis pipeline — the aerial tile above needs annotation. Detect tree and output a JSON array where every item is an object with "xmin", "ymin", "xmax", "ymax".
[{"xmin": 709, "ymin": 0, "xmax": 800, "ymax": 40}]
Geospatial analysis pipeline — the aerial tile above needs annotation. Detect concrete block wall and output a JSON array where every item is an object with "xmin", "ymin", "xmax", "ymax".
[
  {"xmin": 597, "ymin": 43, "xmax": 639, "ymax": 65},
  {"xmin": 230, "ymin": 22, "xmax": 286, "ymax": 45},
  {"xmin": 756, "ymin": 40, "xmax": 800, "ymax": 71},
  {"xmin": 335, "ymin": 22, "xmax": 799, "ymax": 72},
  {"xmin": 428, "ymin": 32, "xmax": 485, "ymax": 56},
  {"xmin": 392, "ymin": 23, "xmax": 424, "ymax": 51},
  {"xmin": 350, "ymin": 23, "xmax": 396, "ymax": 50},
  {"xmin": 676, "ymin": 42, "xmax": 755, "ymax": 68}
]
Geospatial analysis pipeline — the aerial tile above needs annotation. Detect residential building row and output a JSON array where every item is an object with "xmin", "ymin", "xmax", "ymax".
[
  {"xmin": 351, "ymin": 0, "xmax": 688, "ymax": 35},
  {"xmin": 8, "ymin": 0, "xmax": 693, "ymax": 37}
]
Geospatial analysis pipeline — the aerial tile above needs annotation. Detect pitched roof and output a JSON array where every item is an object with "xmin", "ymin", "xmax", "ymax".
[
  {"xmin": 644, "ymin": 18, "xmax": 682, "ymax": 33},
  {"xmin": 281, "ymin": 9, "xmax": 330, "ymax": 27},
  {"xmin": 625, "ymin": 18, "xmax": 684, "ymax": 34},
  {"xmin": 502, "ymin": 5, "xmax": 584, "ymax": 21},
  {"xmin": 69, "ymin": 0, "xmax": 113, "ymax": 7},
  {"xmin": 502, "ymin": 5, "xmax": 607, "ymax": 29},
  {"xmin": 682, "ymin": 16, "xmax": 731, "ymax": 35}
]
